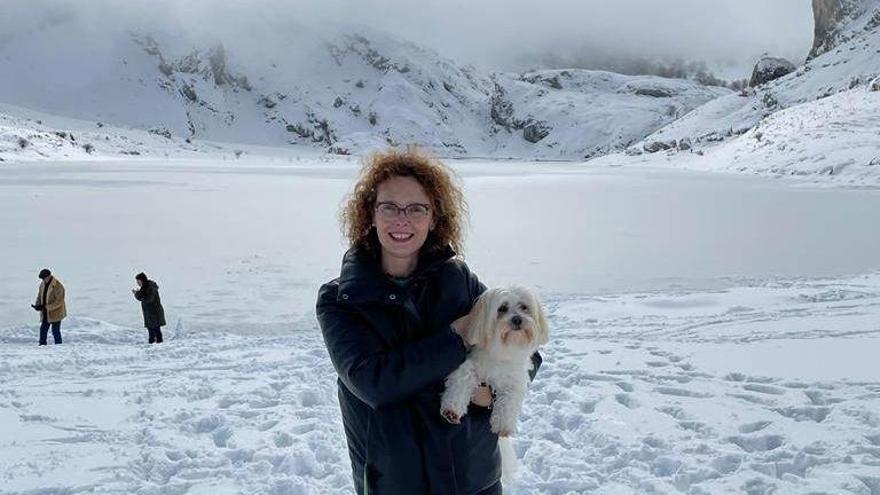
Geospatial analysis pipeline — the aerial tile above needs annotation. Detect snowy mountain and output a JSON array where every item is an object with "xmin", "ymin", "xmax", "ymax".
[
  {"xmin": 616, "ymin": 0, "xmax": 880, "ymax": 185},
  {"xmin": 638, "ymin": 1, "xmax": 880, "ymax": 151},
  {"xmin": 0, "ymin": 101, "xmax": 257, "ymax": 162},
  {"xmin": 0, "ymin": 6, "xmax": 725, "ymax": 160},
  {"xmin": 1, "ymin": 0, "xmax": 879, "ymax": 186},
  {"xmin": 810, "ymin": 0, "xmax": 880, "ymax": 59}
]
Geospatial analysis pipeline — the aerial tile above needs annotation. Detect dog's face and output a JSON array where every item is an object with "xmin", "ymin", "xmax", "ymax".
[{"xmin": 468, "ymin": 286, "xmax": 549, "ymax": 354}]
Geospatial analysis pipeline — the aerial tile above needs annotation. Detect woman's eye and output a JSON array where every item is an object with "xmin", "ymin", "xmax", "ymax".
[
  {"xmin": 377, "ymin": 204, "xmax": 397, "ymax": 215},
  {"xmin": 497, "ymin": 305, "xmax": 508, "ymax": 314}
]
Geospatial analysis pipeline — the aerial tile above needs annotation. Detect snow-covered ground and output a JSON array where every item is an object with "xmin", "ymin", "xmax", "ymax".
[
  {"xmin": 0, "ymin": 102, "xmax": 331, "ymax": 164},
  {"xmin": 1, "ymin": 159, "xmax": 879, "ymax": 493},
  {"xmin": 590, "ymin": 85, "xmax": 880, "ymax": 187},
  {"xmin": 526, "ymin": 272, "xmax": 880, "ymax": 494},
  {"xmin": 1, "ymin": 272, "xmax": 878, "ymax": 494}
]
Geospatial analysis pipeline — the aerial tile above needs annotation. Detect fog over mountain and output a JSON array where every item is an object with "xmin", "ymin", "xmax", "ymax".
[{"xmin": 1, "ymin": 0, "xmax": 814, "ymax": 78}]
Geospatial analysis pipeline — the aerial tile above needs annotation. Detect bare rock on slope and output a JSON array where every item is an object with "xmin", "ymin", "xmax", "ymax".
[{"xmin": 750, "ymin": 56, "xmax": 797, "ymax": 87}]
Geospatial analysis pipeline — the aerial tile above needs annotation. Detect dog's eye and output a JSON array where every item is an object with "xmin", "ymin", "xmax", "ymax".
[
  {"xmin": 497, "ymin": 304, "xmax": 508, "ymax": 314},
  {"xmin": 519, "ymin": 303, "xmax": 529, "ymax": 313}
]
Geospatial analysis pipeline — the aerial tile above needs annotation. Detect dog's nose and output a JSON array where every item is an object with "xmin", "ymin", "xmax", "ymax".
[{"xmin": 511, "ymin": 315, "xmax": 523, "ymax": 328}]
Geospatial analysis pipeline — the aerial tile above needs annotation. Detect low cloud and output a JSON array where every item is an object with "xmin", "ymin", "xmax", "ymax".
[{"xmin": 2, "ymin": 0, "xmax": 815, "ymax": 77}]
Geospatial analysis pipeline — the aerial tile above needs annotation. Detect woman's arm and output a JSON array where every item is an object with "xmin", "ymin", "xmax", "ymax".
[{"xmin": 317, "ymin": 283, "xmax": 468, "ymax": 410}]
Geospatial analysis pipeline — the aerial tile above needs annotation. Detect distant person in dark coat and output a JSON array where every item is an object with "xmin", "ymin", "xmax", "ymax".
[
  {"xmin": 132, "ymin": 272, "xmax": 166, "ymax": 344},
  {"xmin": 32, "ymin": 268, "xmax": 66, "ymax": 345}
]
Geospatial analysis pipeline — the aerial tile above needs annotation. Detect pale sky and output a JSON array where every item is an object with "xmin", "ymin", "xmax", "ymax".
[{"xmin": 4, "ymin": 0, "xmax": 815, "ymax": 77}]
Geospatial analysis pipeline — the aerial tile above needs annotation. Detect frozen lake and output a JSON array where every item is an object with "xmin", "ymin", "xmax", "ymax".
[{"xmin": 1, "ymin": 158, "xmax": 879, "ymax": 333}]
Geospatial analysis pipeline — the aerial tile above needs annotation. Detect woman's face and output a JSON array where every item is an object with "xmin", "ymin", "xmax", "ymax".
[{"xmin": 374, "ymin": 175, "xmax": 435, "ymax": 269}]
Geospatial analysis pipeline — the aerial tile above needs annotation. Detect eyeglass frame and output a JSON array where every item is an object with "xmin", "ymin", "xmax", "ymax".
[{"xmin": 374, "ymin": 201, "xmax": 432, "ymax": 219}]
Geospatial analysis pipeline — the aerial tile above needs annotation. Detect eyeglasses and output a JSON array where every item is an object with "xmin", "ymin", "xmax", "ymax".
[{"xmin": 375, "ymin": 201, "xmax": 431, "ymax": 220}]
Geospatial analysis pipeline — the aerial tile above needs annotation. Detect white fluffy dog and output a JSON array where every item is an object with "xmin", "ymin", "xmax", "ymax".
[{"xmin": 441, "ymin": 286, "xmax": 549, "ymax": 480}]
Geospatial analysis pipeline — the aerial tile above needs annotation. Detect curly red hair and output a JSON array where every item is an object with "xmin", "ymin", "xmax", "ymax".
[{"xmin": 341, "ymin": 147, "xmax": 467, "ymax": 255}]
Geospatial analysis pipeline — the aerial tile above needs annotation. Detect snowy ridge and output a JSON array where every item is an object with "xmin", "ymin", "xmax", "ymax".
[
  {"xmin": 621, "ymin": 0, "xmax": 880, "ymax": 184},
  {"xmin": 2, "ymin": 273, "xmax": 879, "ymax": 493},
  {"xmin": 0, "ymin": 102, "xmax": 255, "ymax": 162},
  {"xmin": 490, "ymin": 70, "xmax": 728, "ymax": 159},
  {"xmin": 695, "ymin": 88, "xmax": 880, "ymax": 181},
  {"xmin": 1, "ymin": 1, "xmax": 879, "ymax": 182},
  {"xmin": 591, "ymin": 85, "xmax": 880, "ymax": 186},
  {"xmin": 0, "ymin": 8, "xmax": 726, "ymax": 161},
  {"xmin": 639, "ymin": 18, "xmax": 880, "ymax": 150},
  {"xmin": 811, "ymin": 0, "xmax": 880, "ymax": 59}
]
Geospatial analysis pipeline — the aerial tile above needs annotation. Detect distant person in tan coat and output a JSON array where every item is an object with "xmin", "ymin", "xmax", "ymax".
[{"xmin": 31, "ymin": 268, "xmax": 66, "ymax": 345}]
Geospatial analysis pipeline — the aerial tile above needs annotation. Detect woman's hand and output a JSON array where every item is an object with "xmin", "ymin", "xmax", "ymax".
[{"xmin": 471, "ymin": 384, "xmax": 493, "ymax": 408}]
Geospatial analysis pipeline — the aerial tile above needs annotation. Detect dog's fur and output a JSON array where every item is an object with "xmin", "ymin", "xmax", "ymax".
[{"xmin": 441, "ymin": 286, "xmax": 549, "ymax": 481}]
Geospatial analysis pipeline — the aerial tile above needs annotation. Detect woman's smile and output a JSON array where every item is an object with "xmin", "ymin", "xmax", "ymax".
[{"xmin": 389, "ymin": 231, "xmax": 415, "ymax": 242}]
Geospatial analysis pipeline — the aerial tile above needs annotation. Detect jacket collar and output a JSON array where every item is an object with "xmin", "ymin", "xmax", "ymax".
[{"xmin": 337, "ymin": 243, "xmax": 455, "ymax": 304}]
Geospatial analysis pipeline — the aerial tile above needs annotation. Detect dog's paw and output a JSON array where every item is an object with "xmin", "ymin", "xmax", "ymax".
[{"xmin": 442, "ymin": 409, "xmax": 462, "ymax": 424}]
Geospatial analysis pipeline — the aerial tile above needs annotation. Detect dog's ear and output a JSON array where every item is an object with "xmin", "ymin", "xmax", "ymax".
[
  {"xmin": 468, "ymin": 289, "xmax": 496, "ymax": 348},
  {"xmin": 532, "ymin": 292, "xmax": 550, "ymax": 346}
]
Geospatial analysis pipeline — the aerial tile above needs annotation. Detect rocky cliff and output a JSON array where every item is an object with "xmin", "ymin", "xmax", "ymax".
[{"xmin": 810, "ymin": 0, "xmax": 880, "ymax": 59}]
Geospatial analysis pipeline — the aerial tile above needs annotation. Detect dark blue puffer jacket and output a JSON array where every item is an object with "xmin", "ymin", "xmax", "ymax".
[{"xmin": 317, "ymin": 244, "xmax": 541, "ymax": 495}]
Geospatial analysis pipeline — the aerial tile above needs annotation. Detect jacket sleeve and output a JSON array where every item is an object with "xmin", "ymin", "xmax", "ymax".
[
  {"xmin": 45, "ymin": 283, "xmax": 65, "ymax": 312},
  {"xmin": 134, "ymin": 285, "xmax": 156, "ymax": 303},
  {"xmin": 317, "ymin": 283, "xmax": 468, "ymax": 410},
  {"xmin": 529, "ymin": 352, "xmax": 542, "ymax": 382},
  {"xmin": 462, "ymin": 260, "xmax": 487, "ymax": 302}
]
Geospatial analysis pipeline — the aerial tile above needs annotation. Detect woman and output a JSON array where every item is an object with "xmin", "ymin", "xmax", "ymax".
[
  {"xmin": 132, "ymin": 272, "xmax": 166, "ymax": 344},
  {"xmin": 316, "ymin": 148, "xmax": 541, "ymax": 495}
]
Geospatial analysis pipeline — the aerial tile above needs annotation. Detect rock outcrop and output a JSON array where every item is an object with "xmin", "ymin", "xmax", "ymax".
[
  {"xmin": 489, "ymin": 81, "xmax": 521, "ymax": 130},
  {"xmin": 133, "ymin": 35, "xmax": 252, "ymax": 92},
  {"xmin": 749, "ymin": 56, "xmax": 796, "ymax": 87},
  {"xmin": 810, "ymin": 0, "xmax": 848, "ymax": 59},
  {"xmin": 809, "ymin": 0, "xmax": 877, "ymax": 59},
  {"xmin": 522, "ymin": 120, "xmax": 551, "ymax": 143}
]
